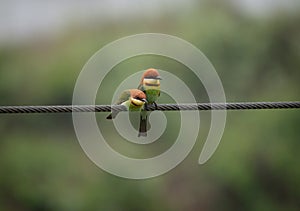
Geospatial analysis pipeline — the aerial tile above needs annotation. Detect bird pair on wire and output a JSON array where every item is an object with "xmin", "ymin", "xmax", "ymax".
[{"xmin": 106, "ymin": 68, "xmax": 162, "ymax": 137}]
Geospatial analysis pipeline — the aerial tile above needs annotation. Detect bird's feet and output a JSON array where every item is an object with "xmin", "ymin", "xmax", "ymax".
[
  {"xmin": 144, "ymin": 103, "xmax": 148, "ymax": 111},
  {"xmin": 154, "ymin": 102, "xmax": 158, "ymax": 110}
]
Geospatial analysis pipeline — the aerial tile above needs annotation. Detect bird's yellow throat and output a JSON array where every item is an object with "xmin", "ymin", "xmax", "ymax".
[
  {"xmin": 143, "ymin": 78, "xmax": 160, "ymax": 89},
  {"xmin": 130, "ymin": 97, "xmax": 145, "ymax": 107}
]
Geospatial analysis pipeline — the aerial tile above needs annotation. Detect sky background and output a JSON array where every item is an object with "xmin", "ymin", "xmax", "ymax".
[{"xmin": 0, "ymin": 0, "xmax": 299, "ymax": 45}]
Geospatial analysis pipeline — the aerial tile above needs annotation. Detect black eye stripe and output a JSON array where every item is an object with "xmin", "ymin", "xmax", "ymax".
[
  {"xmin": 144, "ymin": 77, "xmax": 158, "ymax": 79},
  {"xmin": 144, "ymin": 76, "xmax": 162, "ymax": 80}
]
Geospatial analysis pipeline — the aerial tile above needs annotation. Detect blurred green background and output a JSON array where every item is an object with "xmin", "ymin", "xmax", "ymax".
[{"xmin": 0, "ymin": 0, "xmax": 300, "ymax": 210}]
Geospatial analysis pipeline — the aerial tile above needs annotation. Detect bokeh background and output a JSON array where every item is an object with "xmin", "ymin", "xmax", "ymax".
[{"xmin": 0, "ymin": 0, "xmax": 300, "ymax": 210}]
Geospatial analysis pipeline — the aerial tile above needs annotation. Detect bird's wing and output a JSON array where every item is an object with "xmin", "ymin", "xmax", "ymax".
[
  {"xmin": 115, "ymin": 90, "xmax": 131, "ymax": 104},
  {"xmin": 137, "ymin": 84, "xmax": 145, "ymax": 92}
]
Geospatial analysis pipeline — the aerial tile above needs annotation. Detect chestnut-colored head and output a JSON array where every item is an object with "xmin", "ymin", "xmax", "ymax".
[
  {"xmin": 130, "ymin": 89, "xmax": 147, "ymax": 106},
  {"xmin": 140, "ymin": 68, "xmax": 162, "ymax": 84},
  {"xmin": 140, "ymin": 68, "xmax": 162, "ymax": 88}
]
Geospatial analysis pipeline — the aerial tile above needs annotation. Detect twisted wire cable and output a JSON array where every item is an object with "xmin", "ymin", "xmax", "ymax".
[{"xmin": 0, "ymin": 101, "xmax": 299, "ymax": 114}]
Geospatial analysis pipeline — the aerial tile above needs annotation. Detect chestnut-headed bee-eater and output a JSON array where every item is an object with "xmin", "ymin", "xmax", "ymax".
[
  {"xmin": 138, "ymin": 68, "xmax": 162, "ymax": 137},
  {"xmin": 106, "ymin": 89, "xmax": 147, "ymax": 119}
]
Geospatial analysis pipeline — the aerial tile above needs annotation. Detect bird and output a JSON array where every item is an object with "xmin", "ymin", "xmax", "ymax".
[
  {"xmin": 106, "ymin": 89, "xmax": 147, "ymax": 119},
  {"xmin": 137, "ymin": 68, "xmax": 162, "ymax": 137}
]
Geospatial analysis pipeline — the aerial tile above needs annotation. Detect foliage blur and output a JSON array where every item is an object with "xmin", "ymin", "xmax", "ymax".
[{"xmin": 0, "ymin": 1, "xmax": 299, "ymax": 210}]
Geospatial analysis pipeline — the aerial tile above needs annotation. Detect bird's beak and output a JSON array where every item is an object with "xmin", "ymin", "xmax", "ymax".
[
  {"xmin": 142, "ymin": 99, "xmax": 148, "ymax": 103},
  {"xmin": 156, "ymin": 75, "xmax": 162, "ymax": 80}
]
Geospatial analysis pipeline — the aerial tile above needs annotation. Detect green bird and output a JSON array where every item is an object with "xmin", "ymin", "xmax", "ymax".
[
  {"xmin": 106, "ymin": 89, "xmax": 147, "ymax": 119},
  {"xmin": 138, "ymin": 68, "xmax": 162, "ymax": 137}
]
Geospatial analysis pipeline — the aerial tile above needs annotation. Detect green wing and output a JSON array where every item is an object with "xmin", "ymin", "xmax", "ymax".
[
  {"xmin": 137, "ymin": 84, "xmax": 145, "ymax": 92},
  {"xmin": 115, "ymin": 90, "xmax": 131, "ymax": 105},
  {"xmin": 107, "ymin": 90, "xmax": 131, "ymax": 119}
]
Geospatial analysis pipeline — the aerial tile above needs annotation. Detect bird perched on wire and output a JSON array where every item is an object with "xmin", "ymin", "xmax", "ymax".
[
  {"xmin": 106, "ymin": 89, "xmax": 147, "ymax": 119},
  {"xmin": 138, "ymin": 68, "xmax": 162, "ymax": 137}
]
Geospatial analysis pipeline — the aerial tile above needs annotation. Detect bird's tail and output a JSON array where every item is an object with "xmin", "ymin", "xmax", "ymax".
[
  {"xmin": 138, "ymin": 113, "xmax": 147, "ymax": 137},
  {"xmin": 106, "ymin": 113, "xmax": 113, "ymax": 119},
  {"xmin": 106, "ymin": 111, "xmax": 118, "ymax": 119}
]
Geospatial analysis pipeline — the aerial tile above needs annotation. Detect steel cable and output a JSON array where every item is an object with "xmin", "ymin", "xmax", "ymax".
[{"xmin": 0, "ymin": 101, "xmax": 299, "ymax": 114}]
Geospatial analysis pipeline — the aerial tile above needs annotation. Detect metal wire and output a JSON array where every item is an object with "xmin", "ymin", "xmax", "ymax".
[{"xmin": 0, "ymin": 101, "xmax": 299, "ymax": 114}]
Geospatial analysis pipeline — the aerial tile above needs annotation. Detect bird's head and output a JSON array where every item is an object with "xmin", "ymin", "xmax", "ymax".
[
  {"xmin": 130, "ymin": 89, "xmax": 147, "ymax": 106},
  {"xmin": 140, "ymin": 68, "xmax": 162, "ymax": 87}
]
